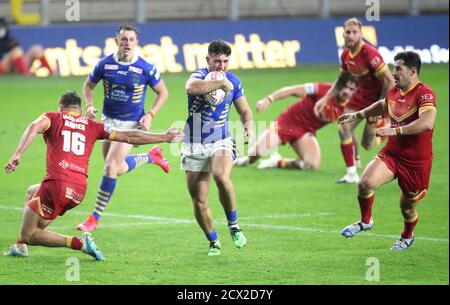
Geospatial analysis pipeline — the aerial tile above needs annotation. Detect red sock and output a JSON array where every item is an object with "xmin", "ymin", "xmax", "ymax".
[
  {"xmin": 38, "ymin": 55, "xmax": 53, "ymax": 74},
  {"xmin": 13, "ymin": 56, "xmax": 29, "ymax": 75},
  {"xmin": 68, "ymin": 237, "xmax": 83, "ymax": 250},
  {"xmin": 16, "ymin": 239, "xmax": 25, "ymax": 245},
  {"xmin": 401, "ymin": 218, "xmax": 418, "ymax": 239},
  {"xmin": 340, "ymin": 142, "xmax": 355, "ymax": 167},
  {"xmin": 358, "ymin": 193, "xmax": 374, "ymax": 224}
]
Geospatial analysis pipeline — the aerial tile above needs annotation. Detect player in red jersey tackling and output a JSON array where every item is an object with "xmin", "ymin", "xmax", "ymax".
[
  {"xmin": 234, "ymin": 72, "xmax": 357, "ymax": 170},
  {"xmin": 4, "ymin": 91, "xmax": 182, "ymax": 260},
  {"xmin": 315, "ymin": 17, "xmax": 395, "ymax": 184},
  {"xmin": 339, "ymin": 51, "xmax": 436, "ymax": 250}
]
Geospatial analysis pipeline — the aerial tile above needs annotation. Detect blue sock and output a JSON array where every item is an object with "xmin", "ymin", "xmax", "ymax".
[
  {"xmin": 124, "ymin": 153, "xmax": 153, "ymax": 173},
  {"xmin": 205, "ymin": 228, "xmax": 218, "ymax": 242},
  {"xmin": 225, "ymin": 209, "xmax": 238, "ymax": 229},
  {"xmin": 92, "ymin": 176, "xmax": 117, "ymax": 220}
]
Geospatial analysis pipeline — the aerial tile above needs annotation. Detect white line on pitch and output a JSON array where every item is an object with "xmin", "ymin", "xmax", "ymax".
[{"xmin": 1, "ymin": 204, "xmax": 448, "ymax": 243}]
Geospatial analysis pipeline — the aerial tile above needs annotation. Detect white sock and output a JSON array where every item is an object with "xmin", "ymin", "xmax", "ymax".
[{"xmin": 347, "ymin": 166, "xmax": 357, "ymax": 175}]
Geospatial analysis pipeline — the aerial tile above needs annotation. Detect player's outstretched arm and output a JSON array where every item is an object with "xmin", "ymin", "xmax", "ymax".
[
  {"xmin": 5, "ymin": 116, "xmax": 50, "ymax": 174},
  {"xmin": 256, "ymin": 84, "xmax": 307, "ymax": 113},
  {"xmin": 110, "ymin": 128, "xmax": 184, "ymax": 145},
  {"xmin": 338, "ymin": 99, "xmax": 387, "ymax": 125}
]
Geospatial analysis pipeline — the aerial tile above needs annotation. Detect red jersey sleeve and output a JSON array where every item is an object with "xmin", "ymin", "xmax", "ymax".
[
  {"xmin": 417, "ymin": 86, "xmax": 436, "ymax": 114},
  {"xmin": 91, "ymin": 119, "xmax": 112, "ymax": 140},
  {"xmin": 365, "ymin": 46, "xmax": 388, "ymax": 78},
  {"xmin": 340, "ymin": 50, "xmax": 348, "ymax": 72}
]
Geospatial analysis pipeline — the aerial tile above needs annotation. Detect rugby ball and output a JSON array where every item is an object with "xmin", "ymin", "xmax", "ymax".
[{"xmin": 203, "ymin": 71, "xmax": 226, "ymax": 107}]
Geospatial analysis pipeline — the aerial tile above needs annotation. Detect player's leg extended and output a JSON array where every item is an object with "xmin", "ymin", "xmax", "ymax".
[
  {"xmin": 338, "ymin": 113, "xmax": 361, "ymax": 183},
  {"xmin": 280, "ymin": 133, "xmax": 320, "ymax": 170},
  {"xmin": 186, "ymin": 171, "xmax": 220, "ymax": 255},
  {"xmin": 76, "ymin": 141, "xmax": 133, "ymax": 231},
  {"xmin": 341, "ymin": 158, "xmax": 394, "ymax": 237},
  {"xmin": 235, "ymin": 122, "xmax": 281, "ymax": 166},
  {"xmin": 211, "ymin": 151, "xmax": 246, "ymax": 249}
]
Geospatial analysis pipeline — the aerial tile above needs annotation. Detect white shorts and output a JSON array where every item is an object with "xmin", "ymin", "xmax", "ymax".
[
  {"xmin": 102, "ymin": 115, "xmax": 140, "ymax": 142},
  {"xmin": 180, "ymin": 137, "xmax": 237, "ymax": 172}
]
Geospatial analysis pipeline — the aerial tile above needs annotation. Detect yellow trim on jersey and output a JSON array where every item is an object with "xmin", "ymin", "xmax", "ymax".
[
  {"xmin": 418, "ymin": 106, "xmax": 436, "ymax": 114},
  {"xmin": 349, "ymin": 41, "xmax": 365, "ymax": 59},
  {"xmin": 389, "ymin": 106, "xmax": 418, "ymax": 122},
  {"xmin": 40, "ymin": 115, "xmax": 51, "ymax": 132},
  {"xmin": 374, "ymin": 64, "xmax": 388, "ymax": 77},
  {"xmin": 400, "ymin": 81, "xmax": 420, "ymax": 96}
]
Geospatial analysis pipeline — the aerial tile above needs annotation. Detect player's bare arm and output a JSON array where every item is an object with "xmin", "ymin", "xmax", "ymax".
[
  {"xmin": 313, "ymin": 77, "xmax": 340, "ymax": 117},
  {"xmin": 234, "ymin": 96, "xmax": 255, "ymax": 144},
  {"xmin": 110, "ymin": 128, "xmax": 183, "ymax": 145},
  {"xmin": 338, "ymin": 99, "xmax": 387, "ymax": 124},
  {"xmin": 5, "ymin": 116, "xmax": 50, "ymax": 174},
  {"xmin": 185, "ymin": 76, "xmax": 233, "ymax": 96},
  {"xmin": 256, "ymin": 84, "xmax": 307, "ymax": 113},
  {"xmin": 376, "ymin": 108, "xmax": 436, "ymax": 137},
  {"xmin": 139, "ymin": 80, "xmax": 169, "ymax": 131},
  {"xmin": 377, "ymin": 69, "xmax": 395, "ymax": 99},
  {"xmin": 82, "ymin": 78, "xmax": 98, "ymax": 119}
]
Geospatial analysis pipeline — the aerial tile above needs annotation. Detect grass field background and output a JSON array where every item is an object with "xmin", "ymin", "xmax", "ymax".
[{"xmin": 0, "ymin": 64, "xmax": 448, "ymax": 284}]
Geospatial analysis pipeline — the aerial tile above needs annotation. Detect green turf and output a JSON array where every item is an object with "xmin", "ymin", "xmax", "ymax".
[{"xmin": 0, "ymin": 64, "xmax": 448, "ymax": 284}]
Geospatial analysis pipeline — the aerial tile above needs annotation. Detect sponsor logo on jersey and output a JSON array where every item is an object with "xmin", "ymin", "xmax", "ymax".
[
  {"xmin": 59, "ymin": 160, "xmax": 70, "ymax": 169},
  {"xmin": 117, "ymin": 70, "xmax": 128, "ymax": 76},
  {"xmin": 129, "ymin": 66, "xmax": 143, "ymax": 74},
  {"xmin": 105, "ymin": 64, "xmax": 119, "ymax": 70}
]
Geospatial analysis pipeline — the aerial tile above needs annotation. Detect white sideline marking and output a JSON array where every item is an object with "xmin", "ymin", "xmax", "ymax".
[{"xmin": 1, "ymin": 204, "xmax": 448, "ymax": 243}]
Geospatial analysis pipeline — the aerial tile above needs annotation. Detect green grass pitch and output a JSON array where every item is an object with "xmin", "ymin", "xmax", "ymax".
[{"xmin": 0, "ymin": 64, "xmax": 448, "ymax": 284}]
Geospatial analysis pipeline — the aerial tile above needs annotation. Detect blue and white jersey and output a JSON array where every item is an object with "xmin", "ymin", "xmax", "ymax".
[
  {"xmin": 183, "ymin": 68, "xmax": 244, "ymax": 144},
  {"xmin": 89, "ymin": 52, "xmax": 162, "ymax": 121}
]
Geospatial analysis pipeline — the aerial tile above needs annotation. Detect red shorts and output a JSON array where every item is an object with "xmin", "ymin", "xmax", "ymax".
[
  {"xmin": 276, "ymin": 117, "xmax": 316, "ymax": 145},
  {"xmin": 377, "ymin": 152, "xmax": 432, "ymax": 202},
  {"xmin": 28, "ymin": 180, "xmax": 86, "ymax": 220}
]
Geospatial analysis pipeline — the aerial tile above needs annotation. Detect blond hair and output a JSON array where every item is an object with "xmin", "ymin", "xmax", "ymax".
[{"xmin": 343, "ymin": 17, "xmax": 362, "ymax": 29}]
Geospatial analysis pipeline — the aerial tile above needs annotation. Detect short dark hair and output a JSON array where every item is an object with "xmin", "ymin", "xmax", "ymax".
[
  {"xmin": 116, "ymin": 24, "xmax": 139, "ymax": 37},
  {"xmin": 0, "ymin": 17, "xmax": 8, "ymax": 27},
  {"xmin": 59, "ymin": 91, "xmax": 81, "ymax": 108},
  {"xmin": 335, "ymin": 71, "xmax": 358, "ymax": 90},
  {"xmin": 208, "ymin": 39, "xmax": 232, "ymax": 57},
  {"xmin": 394, "ymin": 51, "xmax": 421, "ymax": 75}
]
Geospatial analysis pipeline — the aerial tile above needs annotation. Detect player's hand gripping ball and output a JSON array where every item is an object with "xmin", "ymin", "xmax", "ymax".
[{"xmin": 203, "ymin": 71, "xmax": 226, "ymax": 106}]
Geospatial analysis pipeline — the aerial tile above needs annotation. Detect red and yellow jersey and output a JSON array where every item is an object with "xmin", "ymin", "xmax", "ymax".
[
  {"xmin": 278, "ymin": 83, "xmax": 347, "ymax": 132},
  {"xmin": 340, "ymin": 41, "xmax": 388, "ymax": 103},
  {"xmin": 41, "ymin": 111, "xmax": 112, "ymax": 185},
  {"xmin": 381, "ymin": 82, "xmax": 436, "ymax": 164}
]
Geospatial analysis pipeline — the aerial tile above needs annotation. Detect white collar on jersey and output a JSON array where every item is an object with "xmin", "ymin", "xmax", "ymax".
[{"xmin": 113, "ymin": 52, "xmax": 139, "ymax": 65}]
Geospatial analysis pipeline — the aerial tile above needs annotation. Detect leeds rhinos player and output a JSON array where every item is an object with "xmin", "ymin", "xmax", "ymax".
[
  {"xmin": 182, "ymin": 40, "xmax": 254, "ymax": 256},
  {"xmin": 76, "ymin": 25, "xmax": 170, "ymax": 231}
]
